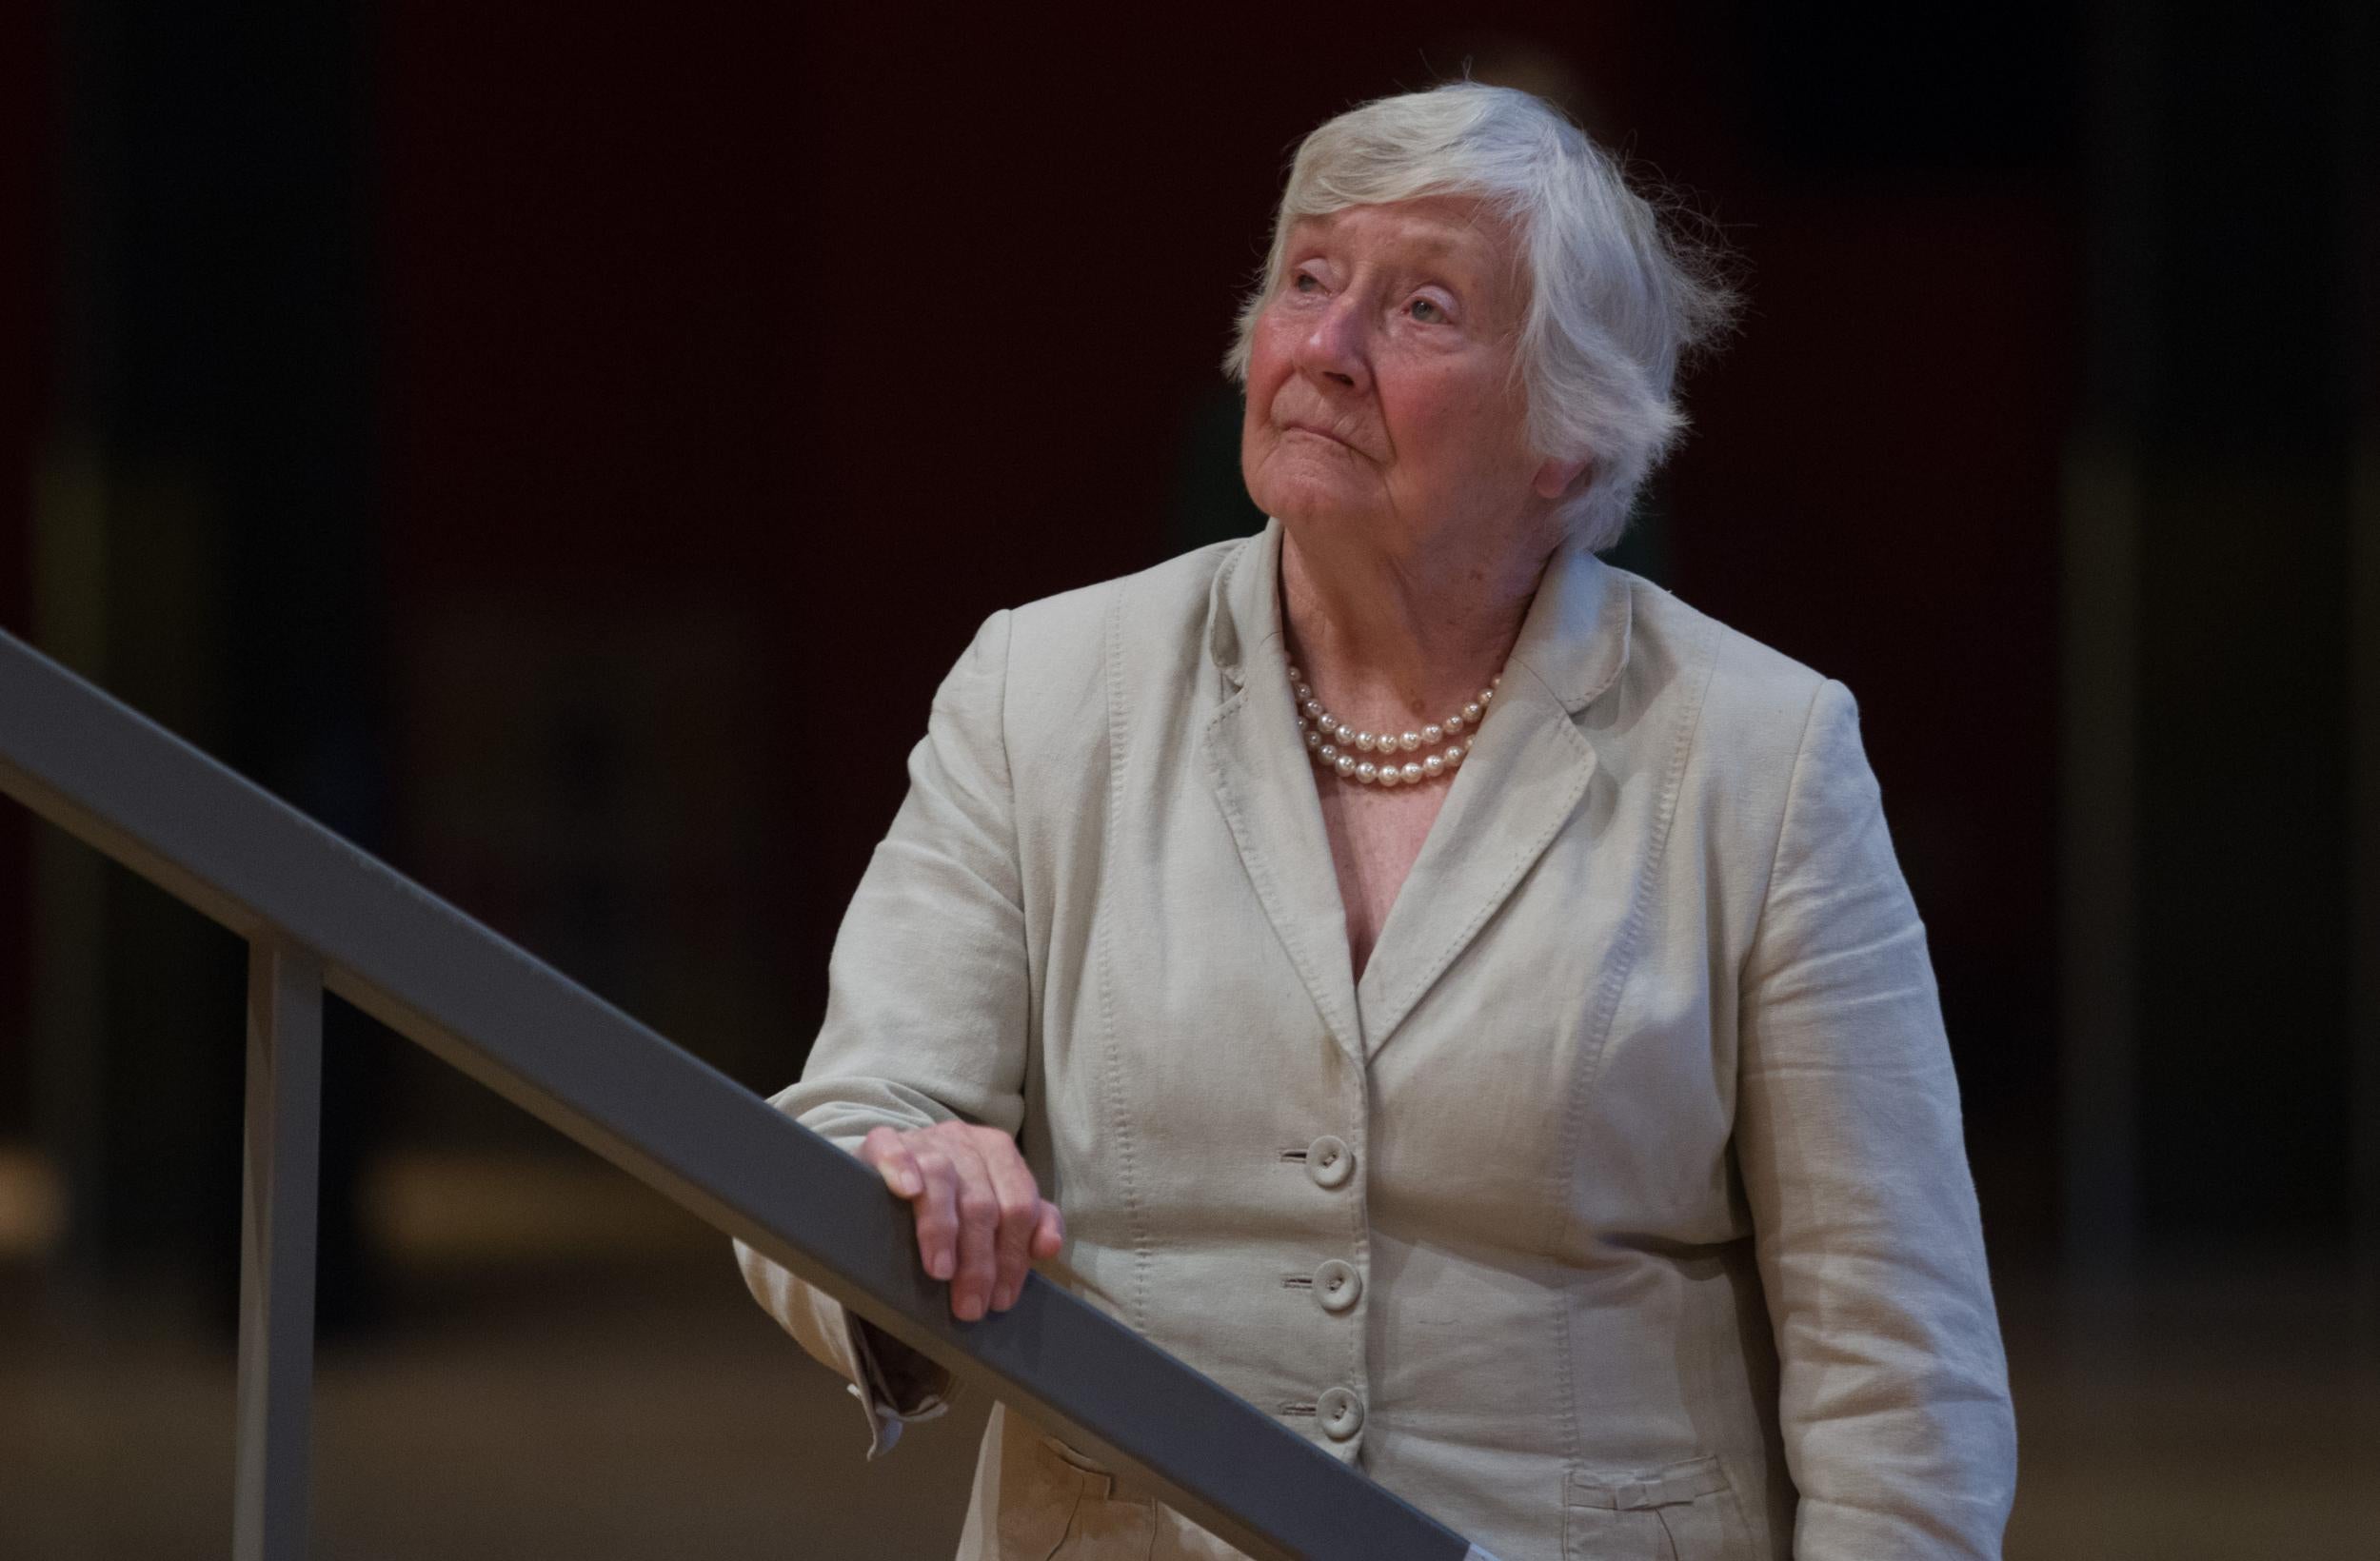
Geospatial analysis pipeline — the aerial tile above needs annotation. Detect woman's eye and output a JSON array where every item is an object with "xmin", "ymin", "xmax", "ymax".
[
  {"xmin": 1409, "ymin": 297, "xmax": 1445, "ymax": 324},
  {"xmin": 1292, "ymin": 271, "xmax": 1321, "ymax": 294}
]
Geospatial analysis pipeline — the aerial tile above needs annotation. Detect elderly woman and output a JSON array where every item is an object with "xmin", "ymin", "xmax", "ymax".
[{"xmin": 735, "ymin": 83, "xmax": 2016, "ymax": 1560}]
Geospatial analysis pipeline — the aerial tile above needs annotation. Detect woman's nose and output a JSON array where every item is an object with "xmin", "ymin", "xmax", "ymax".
[{"xmin": 1295, "ymin": 296, "xmax": 1370, "ymax": 391}]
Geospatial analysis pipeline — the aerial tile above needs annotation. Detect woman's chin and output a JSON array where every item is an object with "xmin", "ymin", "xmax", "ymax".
[{"xmin": 1249, "ymin": 473, "xmax": 1381, "ymax": 534}]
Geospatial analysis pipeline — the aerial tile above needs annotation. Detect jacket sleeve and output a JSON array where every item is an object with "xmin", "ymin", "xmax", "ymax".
[
  {"xmin": 731, "ymin": 607, "xmax": 1034, "ymax": 1457},
  {"xmin": 1734, "ymin": 678, "xmax": 2018, "ymax": 1558}
]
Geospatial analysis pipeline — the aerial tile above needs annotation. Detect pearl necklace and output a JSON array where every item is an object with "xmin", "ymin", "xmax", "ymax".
[{"xmin": 1288, "ymin": 663, "xmax": 1498, "ymax": 788}]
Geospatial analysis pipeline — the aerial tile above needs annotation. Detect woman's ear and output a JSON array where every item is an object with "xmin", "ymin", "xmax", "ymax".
[{"xmin": 1532, "ymin": 454, "xmax": 1592, "ymax": 502}]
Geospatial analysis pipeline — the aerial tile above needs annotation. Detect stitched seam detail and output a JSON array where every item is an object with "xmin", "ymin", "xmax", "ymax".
[
  {"xmin": 1202, "ymin": 698, "xmax": 1352, "ymax": 1056},
  {"xmin": 1379, "ymin": 659, "xmax": 1597, "ymax": 1035},
  {"xmin": 995, "ymin": 608, "xmax": 1052, "ymax": 1126},
  {"xmin": 1554, "ymin": 606, "xmax": 1720, "ymax": 1468},
  {"xmin": 1091, "ymin": 587, "xmax": 1152, "ymax": 1335},
  {"xmin": 1739, "ymin": 674, "xmax": 1834, "ymax": 994},
  {"xmin": 1199, "ymin": 530, "xmax": 1359, "ymax": 1056},
  {"xmin": 992, "ymin": 606, "xmax": 1021, "ymax": 891}
]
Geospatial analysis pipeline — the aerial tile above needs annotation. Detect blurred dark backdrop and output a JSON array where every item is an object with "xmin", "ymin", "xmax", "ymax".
[{"xmin": 2, "ymin": 3, "xmax": 2374, "ymax": 1557}]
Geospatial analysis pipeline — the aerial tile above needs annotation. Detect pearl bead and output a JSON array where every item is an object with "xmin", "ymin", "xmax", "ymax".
[
  {"xmin": 1444, "ymin": 713, "xmax": 1464, "ymax": 735},
  {"xmin": 1354, "ymin": 731, "xmax": 1376, "ymax": 752},
  {"xmin": 1319, "ymin": 715, "xmax": 1338, "ymax": 738},
  {"xmin": 1319, "ymin": 743, "xmax": 1338, "ymax": 762},
  {"xmin": 1398, "ymin": 731, "xmax": 1421, "ymax": 752},
  {"xmin": 1334, "ymin": 754, "xmax": 1357, "ymax": 778},
  {"xmin": 1306, "ymin": 729, "xmax": 1322, "ymax": 750},
  {"xmin": 1423, "ymin": 754, "xmax": 1444, "ymax": 777},
  {"xmin": 1302, "ymin": 699, "xmax": 1323, "ymax": 720},
  {"xmin": 1446, "ymin": 743, "xmax": 1467, "ymax": 767},
  {"xmin": 1356, "ymin": 761, "xmax": 1378, "ymax": 783},
  {"xmin": 1400, "ymin": 761, "xmax": 1423, "ymax": 784},
  {"xmin": 1461, "ymin": 701, "xmax": 1482, "ymax": 723},
  {"xmin": 1479, "ymin": 687, "xmax": 1495, "ymax": 706},
  {"xmin": 1377, "ymin": 763, "xmax": 1401, "ymax": 787},
  {"xmin": 1288, "ymin": 665, "xmax": 1302, "ymax": 682},
  {"xmin": 1295, "ymin": 683, "xmax": 1313, "ymax": 701},
  {"xmin": 1422, "ymin": 723, "xmax": 1442, "ymax": 744}
]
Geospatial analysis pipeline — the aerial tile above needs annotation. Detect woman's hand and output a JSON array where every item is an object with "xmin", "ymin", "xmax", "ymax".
[{"xmin": 858, "ymin": 1122, "xmax": 1065, "ymax": 1321}]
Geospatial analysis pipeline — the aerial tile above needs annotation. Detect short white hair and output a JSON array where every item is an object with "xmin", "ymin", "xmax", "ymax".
[{"xmin": 1225, "ymin": 83, "xmax": 1737, "ymax": 552}]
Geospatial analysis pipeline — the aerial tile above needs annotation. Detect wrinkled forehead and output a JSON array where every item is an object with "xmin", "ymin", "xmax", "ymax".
[{"xmin": 1284, "ymin": 193, "xmax": 1517, "ymax": 255}]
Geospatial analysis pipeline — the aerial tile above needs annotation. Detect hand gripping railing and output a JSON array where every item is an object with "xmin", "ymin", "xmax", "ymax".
[{"xmin": 0, "ymin": 628, "xmax": 1483, "ymax": 1561}]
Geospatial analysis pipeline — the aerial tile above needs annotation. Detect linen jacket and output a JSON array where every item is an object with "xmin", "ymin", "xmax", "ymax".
[{"xmin": 734, "ymin": 520, "xmax": 2017, "ymax": 1561}]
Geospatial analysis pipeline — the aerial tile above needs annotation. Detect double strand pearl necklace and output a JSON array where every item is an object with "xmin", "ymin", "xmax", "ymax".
[{"xmin": 1289, "ymin": 663, "xmax": 1498, "ymax": 788}]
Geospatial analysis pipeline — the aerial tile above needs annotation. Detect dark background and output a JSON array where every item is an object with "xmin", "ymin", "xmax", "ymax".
[{"xmin": 2, "ymin": 3, "xmax": 2374, "ymax": 1556}]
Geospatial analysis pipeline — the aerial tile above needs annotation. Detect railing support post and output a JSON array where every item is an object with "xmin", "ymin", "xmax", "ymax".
[
  {"xmin": 233, "ymin": 940, "xmax": 324, "ymax": 1561},
  {"xmin": 0, "ymin": 625, "xmax": 1480, "ymax": 1560}
]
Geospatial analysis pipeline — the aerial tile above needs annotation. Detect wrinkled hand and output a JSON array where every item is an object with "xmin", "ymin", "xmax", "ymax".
[{"xmin": 859, "ymin": 1122, "xmax": 1065, "ymax": 1321}]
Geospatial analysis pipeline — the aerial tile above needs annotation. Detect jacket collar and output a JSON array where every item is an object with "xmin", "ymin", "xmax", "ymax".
[
  {"xmin": 1504, "ymin": 534, "xmax": 1634, "ymax": 715},
  {"xmin": 1206, "ymin": 518, "xmax": 1632, "ymax": 717},
  {"xmin": 1200, "ymin": 518, "xmax": 1635, "ymax": 1060}
]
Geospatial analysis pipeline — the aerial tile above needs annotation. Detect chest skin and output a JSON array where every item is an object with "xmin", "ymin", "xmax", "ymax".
[{"xmin": 1312, "ymin": 776, "xmax": 1449, "ymax": 979}]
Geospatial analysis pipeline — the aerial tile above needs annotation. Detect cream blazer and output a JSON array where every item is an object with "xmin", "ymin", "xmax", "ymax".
[{"xmin": 735, "ymin": 521, "xmax": 2016, "ymax": 1560}]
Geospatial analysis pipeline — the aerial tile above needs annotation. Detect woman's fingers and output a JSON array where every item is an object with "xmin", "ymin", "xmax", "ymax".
[
  {"xmin": 857, "ymin": 1126, "xmax": 923, "ymax": 1199},
  {"xmin": 910, "ymin": 1144, "xmax": 966, "ymax": 1283},
  {"xmin": 945, "ymin": 1138, "xmax": 1002, "ymax": 1321},
  {"xmin": 1031, "ymin": 1198, "xmax": 1065, "ymax": 1261},
  {"xmin": 857, "ymin": 1122, "xmax": 1063, "ymax": 1319},
  {"xmin": 980, "ymin": 1137, "xmax": 1046, "ymax": 1311}
]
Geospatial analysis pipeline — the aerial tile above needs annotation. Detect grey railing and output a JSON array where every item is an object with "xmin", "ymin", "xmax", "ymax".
[{"xmin": 0, "ymin": 627, "xmax": 1478, "ymax": 1561}]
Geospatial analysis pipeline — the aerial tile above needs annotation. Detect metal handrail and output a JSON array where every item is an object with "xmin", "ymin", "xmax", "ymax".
[{"xmin": 0, "ymin": 627, "xmax": 1478, "ymax": 1561}]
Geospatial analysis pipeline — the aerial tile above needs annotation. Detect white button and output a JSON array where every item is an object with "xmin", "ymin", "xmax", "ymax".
[
  {"xmin": 1314, "ymin": 1258, "xmax": 1361, "ymax": 1314},
  {"xmin": 1318, "ymin": 1387, "xmax": 1364, "ymax": 1441},
  {"xmin": 1307, "ymin": 1136, "xmax": 1354, "ymax": 1189}
]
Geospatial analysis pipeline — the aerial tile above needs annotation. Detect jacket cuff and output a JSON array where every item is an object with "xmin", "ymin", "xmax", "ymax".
[
  {"xmin": 843, "ymin": 1311, "xmax": 956, "ymax": 1458},
  {"xmin": 734, "ymin": 1234, "xmax": 956, "ymax": 1459}
]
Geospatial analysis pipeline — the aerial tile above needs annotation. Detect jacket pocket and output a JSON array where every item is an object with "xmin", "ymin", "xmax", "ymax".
[
  {"xmin": 1562, "ymin": 1453, "xmax": 1755, "ymax": 1561},
  {"xmin": 994, "ymin": 1433, "xmax": 1157, "ymax": 1560}
]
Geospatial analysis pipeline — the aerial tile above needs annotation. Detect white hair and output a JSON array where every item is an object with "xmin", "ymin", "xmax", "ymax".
[{"xmin": 1225, "ymin": 83, "xmax": 1737, "ymax": 552}]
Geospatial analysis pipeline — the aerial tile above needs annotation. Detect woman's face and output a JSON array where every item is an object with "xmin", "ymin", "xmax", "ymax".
[{"xmin": 1240, "ymin": 195, "xmax": 1578, "ymax": 567}]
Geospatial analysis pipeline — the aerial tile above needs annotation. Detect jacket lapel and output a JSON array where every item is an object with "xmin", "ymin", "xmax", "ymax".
[
  {"xmin": 1200, "ymin": 522, "xmax": 1366, "ymax": 1061},
  {"xmin": 1354, "ymin": 544, "xmax": 1633, "ymax": 1057}
]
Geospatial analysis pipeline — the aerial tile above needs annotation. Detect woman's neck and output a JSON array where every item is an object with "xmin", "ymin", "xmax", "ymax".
[{"xmin": 1278, "ymin": 520, "xmax": 1558, "ymax": 733}]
